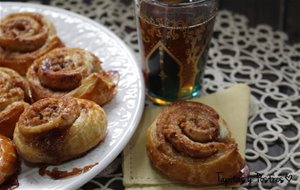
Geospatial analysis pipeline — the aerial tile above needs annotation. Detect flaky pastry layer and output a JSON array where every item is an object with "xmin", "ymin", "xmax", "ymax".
[
  {"xmin": 27, "ymin": 47, "xmax": 117, "ymax": 105},
  {"xmin": 0, "ymin": 12, "xmax": 64, "ymax": 75},
  {"xmin": 0, "ymin": 134, "xmax": 18, "ymax": 185},
  {"xmin": 0, "ymin": 67, "xmax": 29, "ymax": 138},
  {"xmin": 13, "ymin": 97, "xmax": 107, "ymax": 164},
  {"xmin": 146, "ymin": 101, "xmax": 246, "ymax": 186}
]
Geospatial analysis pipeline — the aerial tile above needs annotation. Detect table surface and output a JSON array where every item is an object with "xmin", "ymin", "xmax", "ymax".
[{"xmin": 5, "ymin": 0, "xmax": 300, "ymax": 189}]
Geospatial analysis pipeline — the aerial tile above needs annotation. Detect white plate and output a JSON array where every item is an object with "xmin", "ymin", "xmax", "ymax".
[{"xmin": 0, "ymin": 2, "xmax": 145, "ymax": 190}]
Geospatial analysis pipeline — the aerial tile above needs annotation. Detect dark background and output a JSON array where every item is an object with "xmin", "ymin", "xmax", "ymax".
[
  {"xmin": 4, "ymin": 0, "xmax": 300, "ymax": 44},
  {"xmin": 218, "ymin": 0, "xmax": 300, "ymax": 44}
]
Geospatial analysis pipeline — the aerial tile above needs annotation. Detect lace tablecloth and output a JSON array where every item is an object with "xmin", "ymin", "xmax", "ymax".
[{"xmin": 26, "ymin": 0, "xmax": 300, "ymax": 189}]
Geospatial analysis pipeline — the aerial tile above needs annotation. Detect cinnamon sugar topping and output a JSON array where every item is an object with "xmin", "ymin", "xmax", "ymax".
[
  {"xmin": 21, "ymin": 98, "xmax": 80, "ymax": 128},
  {"xmin": 156, "ymin": 101, "xmax": 231, "ymax": 158},
  {"xmin": 0, "ymin": 13, "xmax": 49, "ymax": 52}
]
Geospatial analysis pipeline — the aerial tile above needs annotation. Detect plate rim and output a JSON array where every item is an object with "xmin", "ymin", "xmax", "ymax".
[{"xmin": 1, "ymin": 2, "xmax": 145, "ymax": 189}]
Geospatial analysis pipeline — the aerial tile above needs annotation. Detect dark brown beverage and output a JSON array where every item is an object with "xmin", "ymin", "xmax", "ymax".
[{"xmin": 137, "ymin": 0, "xmax": 217, "ymax": 104}]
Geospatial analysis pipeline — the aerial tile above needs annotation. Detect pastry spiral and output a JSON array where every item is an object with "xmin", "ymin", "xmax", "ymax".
[
  {"xmin": 13, "ymin": 97, "xmax": 107, "ymax": 164},
  {"xmin": 0, "ymin": 12, "xmax": 64, "ymax": 75},
  {"xmin": 0, "ymin": 134, "xmax": 18, "ymax": 185},
  {"xmin": 27, "ymin": 48, "xmax": 118, "ymax": 105},
  {"xmin": 146, "ymin": 101, "xmax": 247, "ymax": 186},
  {"xmin": 0, "ymin": 67, "xmax": 29, "ymax": 138}
]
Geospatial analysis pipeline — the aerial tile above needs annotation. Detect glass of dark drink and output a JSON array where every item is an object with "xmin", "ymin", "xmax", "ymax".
[{"xmin": 135, "ymin": 0, "xmax": 218, "ymax": 105}]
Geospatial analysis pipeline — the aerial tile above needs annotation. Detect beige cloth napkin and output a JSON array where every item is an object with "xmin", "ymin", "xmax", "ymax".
[{"xmin": 123, "ymin": 84, "xmax": 250, "ymax": 190}]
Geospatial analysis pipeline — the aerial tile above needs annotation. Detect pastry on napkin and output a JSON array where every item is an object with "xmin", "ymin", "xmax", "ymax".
[{"xmin": 123, "ymin": 84, "xmax": 250, "ymax": 190}]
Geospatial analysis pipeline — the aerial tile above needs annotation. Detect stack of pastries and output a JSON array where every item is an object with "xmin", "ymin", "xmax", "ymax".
[
  {"xmin": 0, "ymin": 12, "xmax": 118, "ymax": 185},
  {"xmin": 0, "ymin": 10, "xmax": 246, "ymax": 188}
]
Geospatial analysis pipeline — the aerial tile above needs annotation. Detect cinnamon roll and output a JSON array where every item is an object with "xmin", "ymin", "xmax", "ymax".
[
  {"xmin": 27, "ymin": 48, "xmax": 118, "ymax": 105},
  {"xmin": 13, "ymin": 97, "xmax": 107, "ymax": 164},
  {"xmin": 0, "ymin": 134, "xmax": 18, "ymax": 185},
  {"xmin": 146, "ymin": 101, "xmax": 247, "ymax": 186},
  {"xmin": 0, "ymin": 67, "xmax": 29, "ymax": 138},
  {"xmin": 0, "ymin": 12, "xmax": 64, "ymax": 75}
]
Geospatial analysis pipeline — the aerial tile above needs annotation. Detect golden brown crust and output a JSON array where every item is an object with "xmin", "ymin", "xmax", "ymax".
[
  {"xmin": 0, "ymin": 134, "xmax": 18, "ymax": 185},
  {"xmin": 0, "ymin": 12, "xmax": 64, "ymax": 75},
  {"xmin": 146, "ymin": 101, "xmax": 246, "ymax": 186},
  {"xmin": 0, "ymin": 67, "xmax": 29, "ymax": 138},
  {"xmin": 27, "ymin": 47, "xmax": 118, "ymax": 105},
  {"xmin": 13, "ymin": 97, "xmax": 107, "ymax": 164}
]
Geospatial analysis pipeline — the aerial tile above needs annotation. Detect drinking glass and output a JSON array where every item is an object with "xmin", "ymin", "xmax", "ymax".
[{"xmin": 135, "ymin": 0, "xmax": 218, "ymax": 105}]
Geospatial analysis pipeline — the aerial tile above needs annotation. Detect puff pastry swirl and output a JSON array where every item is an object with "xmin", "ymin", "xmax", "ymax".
[
  {"xmin": 147, "ymin": 101, "xmax": 247, "ymax": 186},
  {"xmin": 0, "ymin": 12, "xmax": 64, "ymax": 75},
  {"xmin": 27, "ymin": 48, "xmax": 118, "ymax": 105},
  {"xmin": 13, "ymin": 97, "xmax": 107, "ymax": 164},
  {"xmin": 0, "ymin": 134, "xmax": 18, "ymax": 185},
  {"xmin": 0, "ymin": 67, "xmax": 29, "ymax": 138}
]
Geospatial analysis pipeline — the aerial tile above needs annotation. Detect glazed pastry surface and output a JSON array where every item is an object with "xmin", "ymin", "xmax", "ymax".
[
  {"xmin": 0, "ymin": 67, "xmax": 29, "ymax": 138},
  {"xmin": 27, "ymin": 47, "xmax": 117, "ymax": 105},
  {"xmin": 0, "ymin": 134, "xmax": 18, "ymax": 185},
  {"xmin": 13, "ymin": 97, "xmax": 107, "ymax": 164},
  {"xmin": 0, "ymin": 12, "xmax": 64, "ymax": 75},
  {"xmin": 146, "ymin": 101, "xmax": 246, "ymax": 186}
]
